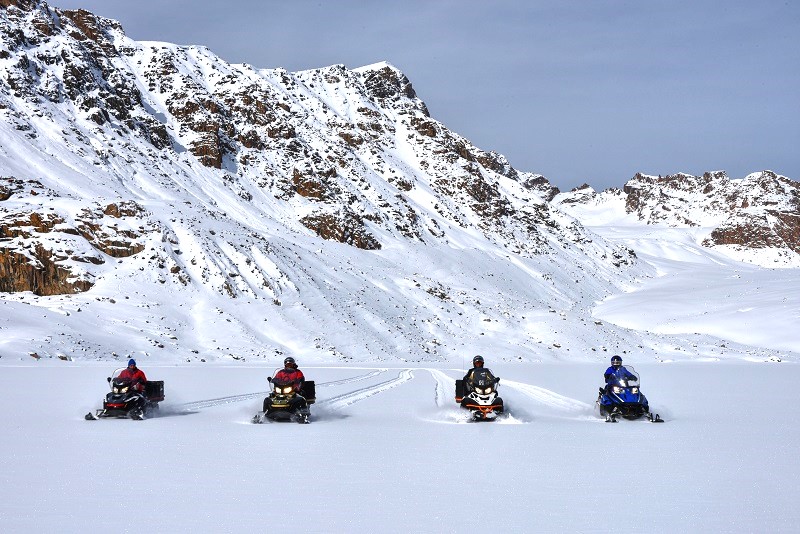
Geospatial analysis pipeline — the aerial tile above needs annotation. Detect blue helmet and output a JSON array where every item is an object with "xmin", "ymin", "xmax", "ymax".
[
  {"xmin": 610, "ymin": 355, "xmax": 622, "ymax": 367},
  {"xmin": 128, "ymin": 359, "xmax": 137, "ymax": 367}
]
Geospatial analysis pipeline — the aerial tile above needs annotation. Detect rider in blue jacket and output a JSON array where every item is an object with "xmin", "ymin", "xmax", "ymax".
[{"xmin": 604, "ymin": 355, "xmax": 636, "ymax": 387}]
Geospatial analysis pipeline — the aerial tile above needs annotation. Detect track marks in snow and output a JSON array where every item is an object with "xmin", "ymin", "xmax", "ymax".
[
  {"xmin": 317, "ymin": 369, "xmax": 386, "ymax": 388},
  {"xmin": 175, "ymin": 391, "xmax": 267, "ymax": 412},
  {"xmin": 427, "ymin": 369, "xmax": 455, "ymax": 408},
  {"xmin": 175, "ymin": 370, "xmax": 388, "ymax": 413},
  {"xmin": 317, "ymin": 369, "xmax": 413, "ymax": 411},
  {"xmin": 424, "ymin": 369, "xmax": 489, "ymax": 424},
  {"xmin": 502, "ymin": 379, "xmax": 594, "ymax": 419}
]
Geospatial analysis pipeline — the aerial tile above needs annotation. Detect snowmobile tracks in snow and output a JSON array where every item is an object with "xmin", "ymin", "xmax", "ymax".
[
  {"xmin": 501, "ymin": 379, "xmax": 594, "ymax": 416},
  {"xmin": 317, "ymin": 369, "xmax": 413, "ymax": 411},
  {"xmin": 316, "ymin": 369, "xmax": 386, "ymax": 388},
  {"xmin": 177, "ymin": 391, "xmax": 269, "ymax": 412},
  {"xmin": 427, "ymin": 369, "xmax": 457, "ymax": 408},
  {"xmin": 176, "ymin": 370, "xmax": 388, "ymax": 412}
]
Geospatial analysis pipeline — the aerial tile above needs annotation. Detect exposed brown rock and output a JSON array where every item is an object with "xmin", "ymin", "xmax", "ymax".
[
  {"xmin": 300, "ymin": 211, "xmax": 381, "ymax": 250},
  {"xmin": 0, "ymin": 244, "xmax": 93, "ymax": 295},
  {"xmin": 0, "ymin": 0, "xmax": 37, "ymax": 10}
]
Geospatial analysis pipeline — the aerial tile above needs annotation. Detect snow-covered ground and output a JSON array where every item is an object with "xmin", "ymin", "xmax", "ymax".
[
  {"xmin": 3, "ymin": 190, "xmax": 800, "ymax": 533},
  {"xmin": 1, "ymin": 361, "xmax": 798, "ymax": 533}
]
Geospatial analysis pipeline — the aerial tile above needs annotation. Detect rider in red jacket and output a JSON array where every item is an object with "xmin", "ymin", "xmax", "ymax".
[
  {"xmin": 273, "ymin": 357, "xmax": 305, "ymax": 392},
  {"xmin": 118, "ymin": 359, "xmax": 147, "ymax": 393}
]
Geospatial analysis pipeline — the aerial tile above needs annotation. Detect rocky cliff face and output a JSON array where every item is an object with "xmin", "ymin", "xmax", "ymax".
[
  {"xmin": 556, "ymin": 170, "xmax": 800, "ymax": 266},
  {"xmin": 624, "ymin": 171, "xmax": 800, "ymax": 258},
  {"xmin": 0, "ymin": 1, "xmax": 663, "ymax": 363},
  {"xmin": 0, "ymin": 0, "xmax": 634, "ymax": 298}
]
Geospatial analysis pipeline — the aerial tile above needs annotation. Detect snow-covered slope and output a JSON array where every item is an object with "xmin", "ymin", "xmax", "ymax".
[{"xmin": 1, "ymin": 1, "xmax": 797, "ymax": 365}]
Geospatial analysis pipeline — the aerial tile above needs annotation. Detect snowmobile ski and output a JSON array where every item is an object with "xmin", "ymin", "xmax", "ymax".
[{"xmin": 647, "ymin": 412, "xmax": 665, "ymax": 423}]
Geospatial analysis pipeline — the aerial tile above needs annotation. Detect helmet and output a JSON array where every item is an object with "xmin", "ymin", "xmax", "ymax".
[
  {"xmin": 610, "ymin": 355, "xmax": 622, "ymax": 367},
  {"xmin": 472, "ymin": 355, "xmax": 484, "ymax": 366},
  {"xmin": 128, "ymin": 359, "xmax": 137, "ymax": 367},
  {"xmin": 284, "ymin": 356, "xmax": 296, "ymax": 368}
]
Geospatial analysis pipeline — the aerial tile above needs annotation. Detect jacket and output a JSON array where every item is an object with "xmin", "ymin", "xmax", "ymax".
[
  {"xmin": 273, "ymin": 368, "xmax": 305, "ymax": 392},
  {"xmin": 463, "ymin": 367, "xmax": 496, "ymax": 389},
  {"xmin": 604, "ymin": 366, "xmax": 636, "ymax": 383},
  {"xmin": 118, "ymin": 367, "xmax": 147, "ymax": 392}
]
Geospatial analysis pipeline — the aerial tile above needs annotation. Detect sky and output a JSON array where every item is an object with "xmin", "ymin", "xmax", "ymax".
[{"xmin": 51, "ymin": 0, "xmax": 799, "ymax": 191}]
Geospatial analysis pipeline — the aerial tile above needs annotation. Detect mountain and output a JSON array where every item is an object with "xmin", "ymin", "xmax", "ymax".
[
  {"xmin": 0, "ymin": 1, "xmax": 795, "ymax": 364},
  {"xmin": 555, "ymin": 170, "xmax": 800, "ymax": 268}
]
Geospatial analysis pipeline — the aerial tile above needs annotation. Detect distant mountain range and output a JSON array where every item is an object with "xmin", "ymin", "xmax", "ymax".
[
  {"xmin": 556, "ymin": 170, "xmax": 800, "ymax": 267},
  {"xmin": 1, "ymin": 0, "xmax": 796, "ymax": 363}
]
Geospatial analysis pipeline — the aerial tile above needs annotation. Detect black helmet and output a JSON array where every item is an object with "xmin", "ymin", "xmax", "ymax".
[
  {"xmin": 611, "ymin": 355, "xmax": 622, "ymax": 367},
  {"xmin": 284, "ymin": 356, "xmax": 296, "ymax": 368},
  {"xmin": 472, "ymin": 355, "xmax": 484, "ymax": 366}
]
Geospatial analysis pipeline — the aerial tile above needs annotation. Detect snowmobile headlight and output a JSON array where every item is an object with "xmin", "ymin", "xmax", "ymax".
[
  {"xmin": 277, "ymin": 386, "xmax": 293, "ymax": 395},
  {"xmin": 113, "ymin": 386, "xmax": 129, "ymax": 394},
  {"xmin": 631, "ymin": 387, "xmax": 639, "ymax": 394},
  {"xmin": 612, "ymin": 386, "xmax": 623, "ymax": 394}
]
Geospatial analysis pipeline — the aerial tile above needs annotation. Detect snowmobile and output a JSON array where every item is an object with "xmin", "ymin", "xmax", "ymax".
[
  {"xmin": 596, "ymin": 365, "xmax": 663, "ymax": 423},
  {"xmin": 455, "ymin": 371, "xmax": 505, "ymax": 421},
  {"xmin": 85, "ymin": 368, "xmax": 165, "ymax": 421},
  {"xmin": 252, "ymin": 372, "xmax": 315, "ymax": 424}
]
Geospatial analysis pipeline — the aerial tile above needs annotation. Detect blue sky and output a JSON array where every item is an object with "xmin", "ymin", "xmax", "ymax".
[{"xmin": 54, "ymin": 0, "xmax": 799, "ymax": 191}]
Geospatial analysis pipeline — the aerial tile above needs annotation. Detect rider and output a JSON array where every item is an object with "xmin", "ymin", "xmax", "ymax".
[
  {"xmin": 604, "ymin": 355, "xmax": 637, "ymax": 387},
  {"xmin": 462, "ymin": 355, "xmax": 498, "ymax": 394},
  {"xmin": 118, "ymin": 359, "xmax": 147, "ymax": 393},
  {"xmin": 268, "ymin": 357, "xmax": 307, "ymax": 414},
  {"xmin": 273, "ymin": 356, "xmax": 305, "ymax": 392},
  {"xmin": 116, "ymin": 358, "xmax": 147, "ymax": 412}
]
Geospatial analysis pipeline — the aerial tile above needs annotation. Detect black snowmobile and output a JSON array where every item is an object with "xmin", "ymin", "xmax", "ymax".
[
  {"xmin": 85, "ymin": 368, "xmax": 165, "ymax": 421},
  {"xmin": 455, "ymin": 370, "xmax": 505, "ymax": 421},
  {"xmin": 596, "ymin": 365, "xmax": 663, "ymax": 423},
  {"xmin": 252, "ymin": 372, "xmax": 315, "ymax": 424}
]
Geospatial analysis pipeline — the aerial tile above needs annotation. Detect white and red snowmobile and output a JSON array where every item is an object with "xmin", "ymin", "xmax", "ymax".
[
  {"xmin": 85, "ymin": 368, "xmax": 164, "ymax": 421},
  {"xmin": 455, "ymin": 371, "xmax": 505, "ymax": 421}
]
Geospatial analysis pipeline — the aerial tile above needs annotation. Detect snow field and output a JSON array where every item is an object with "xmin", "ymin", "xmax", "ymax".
[{"xmin": 2, "ymin": 362, "xmax": 798, "ymax": 533}]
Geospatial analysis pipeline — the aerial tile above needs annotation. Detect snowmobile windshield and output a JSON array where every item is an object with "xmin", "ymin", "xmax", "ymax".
[
  {"xmin": 271, "ymin": 378, "xmax": 297, "ymax": 395},
  {"xmin": 110, "ymin": 368, "xmax": 126, "ymax": 381},
  {"xmin": 608, "ymin": 365, "xmax": 640, "ymax": 387},
  {"xmin": 111, "ymin": 377, "xmax": 133, "ymax": 394},
  {"xmin": 471, "ymin": 369, "xmax": 496, "ymax": 387}
]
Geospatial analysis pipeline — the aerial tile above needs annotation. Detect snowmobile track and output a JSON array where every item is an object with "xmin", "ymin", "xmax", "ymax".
[
  {"xmin": 177, "ymin": 370, "xmax": 386, "ymax": 412},
  {"xmin": 317, "ymin": 369, "xmax": 413, "ymax": 411},
  {"xmin": 427, "ymin": 369, "xmax": 456, "ymax": 408},
  {"xmin": 316, "ymin": 369, "xmax": 387, "ymax": 388},
  {"xmin": 502, "ymin": 379, "xmax": 593, "ymax": 414},
  {"xmin": 177, "ymin": 391, "xmax": 269, "ymax": 412}
]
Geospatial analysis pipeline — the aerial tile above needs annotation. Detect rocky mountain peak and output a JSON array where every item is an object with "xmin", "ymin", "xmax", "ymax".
[{"xmin": 557, "ymin": 169, "xmax": 800, "ymax": 267}]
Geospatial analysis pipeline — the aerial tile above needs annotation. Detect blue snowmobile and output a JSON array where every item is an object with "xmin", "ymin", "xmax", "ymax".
[{"xmin": 597, "ymin": 365, "xmax": 663, "ymax": 423}]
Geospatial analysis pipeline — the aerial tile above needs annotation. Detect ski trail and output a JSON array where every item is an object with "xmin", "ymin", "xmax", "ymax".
[
  {"xmin": 176, "ymin": 391, "xmax": 268, "ymax": 412},
  {"xmin": 502, "ymin": 379, "xmax": 593, "ymax": 414},
  {"xmin": 317, "ymin": 369, "xmax": 386, "ymax": 387},
  {"xmin": 427, "ymin": 369, "xmax": 455, "ymax": 408},
  {"xmin": 317, "ymin": 369, "xmax": 413, "ymax": 411},
  {"xmin": 173, "ymin": 370, "xmax": 386, "ymax": 412}
]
